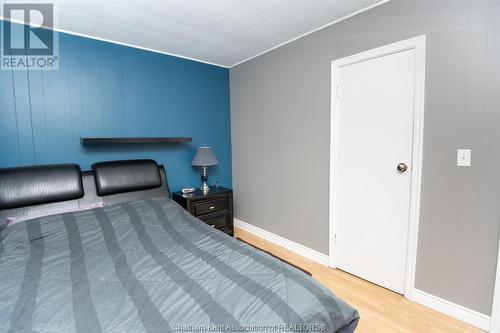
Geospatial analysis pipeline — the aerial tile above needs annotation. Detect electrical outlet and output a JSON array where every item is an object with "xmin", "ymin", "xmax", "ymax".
[{"xmin": 457, "ymin": 149, "xmax": 471, "ymax": 167}]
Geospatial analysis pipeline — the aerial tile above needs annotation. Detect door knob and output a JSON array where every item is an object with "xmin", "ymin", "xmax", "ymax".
[{"xmin": 397, "ymin": 163, "xmax": 408, "ymax": 173}]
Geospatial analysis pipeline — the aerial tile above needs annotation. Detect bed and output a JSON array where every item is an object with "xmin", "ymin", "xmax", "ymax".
[{"xmin": 0, "ymin": 160, "xmax": 359, "ymax": 333}]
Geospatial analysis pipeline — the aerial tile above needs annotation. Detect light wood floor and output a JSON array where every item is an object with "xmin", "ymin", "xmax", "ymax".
[{"xmin": 234, "ymin": 228, "xmax": 485, "ymax": 333}]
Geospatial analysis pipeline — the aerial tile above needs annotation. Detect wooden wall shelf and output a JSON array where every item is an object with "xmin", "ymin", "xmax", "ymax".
[{"xmin": 81, "ymin": 137, "xmax": 192, "ymax": 144}]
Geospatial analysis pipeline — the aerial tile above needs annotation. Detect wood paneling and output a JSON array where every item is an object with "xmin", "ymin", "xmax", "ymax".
[{"xmin": 0, "ymin": 29, "xmax": 232, "ymax": 192}]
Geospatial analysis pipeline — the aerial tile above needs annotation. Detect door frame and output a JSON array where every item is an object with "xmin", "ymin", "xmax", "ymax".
[
  {"xmin": 490, "ymin": 239, "xmax": 500, "ymax": 332},
  {"xmin": 328, "ymin": 35, "xmax": 427, "ymax": 299}
]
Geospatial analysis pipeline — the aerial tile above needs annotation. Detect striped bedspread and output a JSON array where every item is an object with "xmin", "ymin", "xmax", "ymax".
[{"xmin": 0, "ymin": 197, "xmax": 359, "ymax": 333}]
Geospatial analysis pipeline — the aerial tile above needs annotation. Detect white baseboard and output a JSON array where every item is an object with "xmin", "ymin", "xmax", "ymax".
[
  {"xmin": 234, "ymin": 219, "xmax": 329, "ymax": 266},
  {"xmin": 411, "ymin": 288, "xmax": 490, "ymax": 331}
]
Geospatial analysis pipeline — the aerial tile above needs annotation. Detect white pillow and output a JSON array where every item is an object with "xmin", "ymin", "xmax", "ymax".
[{"xmin": 3, "ymin": 201, "xmax": 104, "ymax": 228}]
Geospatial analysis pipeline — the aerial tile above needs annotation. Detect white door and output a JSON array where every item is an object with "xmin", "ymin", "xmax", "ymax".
[{"xmin": 331, "ymin": 48, "xmax": 417, "ymax": 294}]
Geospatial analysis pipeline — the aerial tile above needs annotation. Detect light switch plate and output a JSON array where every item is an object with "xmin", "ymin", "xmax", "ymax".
[{"xmin": 457, "ymin": 149, "xmax": 471, "ymax": 167}]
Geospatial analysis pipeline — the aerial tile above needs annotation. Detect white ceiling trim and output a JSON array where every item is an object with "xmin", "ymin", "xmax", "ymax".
[
  {"xmin": 0, "ymin": 15, "xmax": 230, "ymax": 68},
  {"xmin": 0, "ymin": 0, "xmax": 391, "ymax": 69},
  {"xmin": 230, "ymin": 0, "xmax": 391, "ymax": 67}
]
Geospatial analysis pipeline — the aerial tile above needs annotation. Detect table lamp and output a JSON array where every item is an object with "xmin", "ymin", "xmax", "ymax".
[{"xmin": 192, "ymin": 146, "xmax": 218, "ymax": 193}]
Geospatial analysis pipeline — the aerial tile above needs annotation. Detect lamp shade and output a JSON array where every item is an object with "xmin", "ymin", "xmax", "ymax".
[{"xmin": 192, "ymin": 146, "xmax": 219, "ymax": 166}]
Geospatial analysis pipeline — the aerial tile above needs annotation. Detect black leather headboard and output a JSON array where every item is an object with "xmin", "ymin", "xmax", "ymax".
[
  {"xmin": 92, "ymin": 159, "xmax": 163, "ymax": 197},
  {"xmin": 0, "ymin": 164, "xmax": 84, "ymax": 210},
  {"xmin": 0, "ymin": 160, "xmax": 170, "ymax": 223}
]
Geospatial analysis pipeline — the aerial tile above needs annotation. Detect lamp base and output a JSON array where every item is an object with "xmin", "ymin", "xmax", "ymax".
[
  {"xmin": 201, "ymin": 181, "xmax": 209, "ymax": 193},
  {"xmin": 200, "ymin": 166, "xmax": 209, "ymax": 193}
]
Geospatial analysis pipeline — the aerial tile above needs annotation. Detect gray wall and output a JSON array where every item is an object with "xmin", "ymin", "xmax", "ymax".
[{"xmin": 230, "ymin": 0, "xmax": 500, "ymax": 315}]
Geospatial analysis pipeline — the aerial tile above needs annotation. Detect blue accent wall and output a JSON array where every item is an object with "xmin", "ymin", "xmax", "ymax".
[{"xmin": 0, "ymin": 27, "xmax": 232, "ymax": 192}]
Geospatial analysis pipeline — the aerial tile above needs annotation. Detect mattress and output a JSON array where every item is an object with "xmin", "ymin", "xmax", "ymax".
[{"xmin": 0, "ymin": 197, "xmax": 359, "ymax": 333}]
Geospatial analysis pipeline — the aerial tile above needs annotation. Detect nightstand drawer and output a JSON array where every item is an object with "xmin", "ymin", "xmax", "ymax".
[
  {"xmin": 198, "ymin": 211, "xmax": 229, "ymax": 229},
  {"xmin": 193, "ymin": 198, "xmax": 227, "ymax": 216}
]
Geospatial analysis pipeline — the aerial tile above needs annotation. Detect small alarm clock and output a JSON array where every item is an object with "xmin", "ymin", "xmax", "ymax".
[{"xmin": 181, "ymin": 187, "xmax": 195, "ymax": 194}]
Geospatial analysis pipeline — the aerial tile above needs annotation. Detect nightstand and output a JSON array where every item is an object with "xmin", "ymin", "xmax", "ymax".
[{"xmin": 172, "ymin": 186, "xmax": 234, "ymax": 236}]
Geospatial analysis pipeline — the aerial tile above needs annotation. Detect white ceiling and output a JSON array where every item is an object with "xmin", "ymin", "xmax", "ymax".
[{"xmin": 1, "ymin": 0, "xmax": 386, "ymax": 67}]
